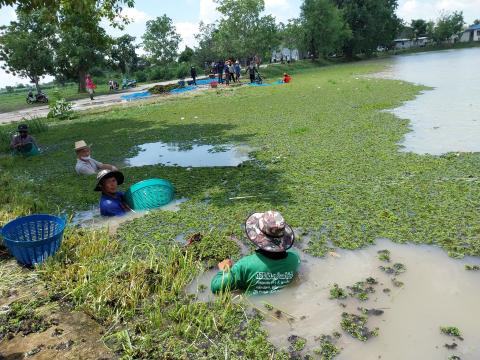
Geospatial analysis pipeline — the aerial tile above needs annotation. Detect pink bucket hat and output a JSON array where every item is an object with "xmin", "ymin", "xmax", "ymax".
[{"xmin": 245, "ymin": 211, "xmax": 295, "ymax": 253}]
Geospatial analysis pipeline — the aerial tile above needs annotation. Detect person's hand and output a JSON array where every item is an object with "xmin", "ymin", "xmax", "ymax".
[{"xmin": 218, "ymin": 259, "xmax": 233, "ymax": 271}]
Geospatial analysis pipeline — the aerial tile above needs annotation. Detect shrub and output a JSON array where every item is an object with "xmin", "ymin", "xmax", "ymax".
[{"xmin": 47, "ymin": 99, "xmax": 74, "ymax": 120}]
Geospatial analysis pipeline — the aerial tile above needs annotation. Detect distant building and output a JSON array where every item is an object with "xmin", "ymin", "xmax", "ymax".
[
  {"xmin": 460, "ymin": 24, "xmax": 480, "ymax": 42},
  {"xmin": 393, "ymin": 37, "xmax": 430, "ymax": 50},
  {"xmin": 271, "ymin": 48, "xmax": 300, "ymax": 63},
  {"xmin": 393, "ymin": 39, "xmax": 414, "ymax": 49}
]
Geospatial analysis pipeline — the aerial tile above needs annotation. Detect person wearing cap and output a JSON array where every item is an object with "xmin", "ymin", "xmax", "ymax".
[
  {"xmin": 95, "ymin": 169, "xmax": 131, "ymax": 217},
  {"xmin": 211, "ymin": 211, "xmax": 300, "ymax": 295},
  {"xmin": 75, "ymin": 140, "xmax": 117, "ymax": 176},
  {"xmin": 10, "ymin": 124, "xmax": 38, "ymax": 151}
]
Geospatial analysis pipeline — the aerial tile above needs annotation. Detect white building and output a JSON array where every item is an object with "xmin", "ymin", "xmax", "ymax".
[
  {"xmin": 271, "ymin": 48, "xmax": 300, "ymax": 63},
  {"xmin": 393, "ymin": 39, "xmax": 414, "ymax": 49},
  {"xmin": 460, "ymin": 24, "xmax": 480, "ymax": 42}
]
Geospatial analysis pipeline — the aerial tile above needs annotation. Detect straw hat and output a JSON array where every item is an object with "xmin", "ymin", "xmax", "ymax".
[
  {"xmin": 74, "ymin": 140, "xmax": 90, "ymax": 152},
  {"xmin": 94, "ymin": 169, "xmax": 124, "ymax": 192},
  {"xmin": 245, "ymin": 211, "xmax": 294, "ymax": 253}
]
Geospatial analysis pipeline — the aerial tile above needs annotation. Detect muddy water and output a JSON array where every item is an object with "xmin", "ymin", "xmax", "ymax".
[
  {"xmin": 191, "ymin": 239, "xmax": 480, "ymax": 359},
  {"xmin": 125, "ymin": 142, "xmax": 253, "ymax": 167},
  {"xmin": 376, "ymin": 48, "xmax": 480, "ymax": 155},
  {"xmin": 71, "ymin": 198, "xmax": 188, "ymax": 232},
  {"xmin": 249, "ymin": 239, "xmax": 480, "ymax": 359}
]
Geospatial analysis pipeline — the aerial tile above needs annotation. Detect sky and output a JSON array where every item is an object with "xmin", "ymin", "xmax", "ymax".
[{"xmin": 0, "ymin": 0, "xmax": 479, "ymax": 88}]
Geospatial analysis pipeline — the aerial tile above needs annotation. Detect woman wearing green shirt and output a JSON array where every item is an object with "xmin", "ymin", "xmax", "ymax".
[{"xmin": 211, "ymin": 211, "xmax": 301, "ymax": 295}]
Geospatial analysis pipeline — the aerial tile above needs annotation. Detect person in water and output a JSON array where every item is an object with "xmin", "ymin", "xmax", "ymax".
[
  {"xmin": 75, "ymin": 140, "xmax": 117, "ymax": 175},
  {"xmin": 10, "ymin": 124, "xmax": 38, "ymax": 151},
  {"xmin": 94, "ymin": 169, "xmax": 131, "ymax": 217},
  {"xmin": 211, "ymin": 211, "xmax": 300, "ymax": 295}
]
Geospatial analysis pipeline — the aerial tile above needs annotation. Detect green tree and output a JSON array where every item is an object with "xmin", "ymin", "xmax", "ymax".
[
  {"xmin": 0, "ymin": 8, "xmax": 56, "ymax": 93},
  {"xmin": 0, "ymin": 0, "xmax": 135, "ymax": 26},
  {"xmin": 300, "ymin": 0, "xmax": 351, "ymax": 58},
  {"xmin": 142, "ymin": 15, "xmax": 181, "ymax": 64},
  {"xmin": 193, "ymin": 22, "xmax": 221, "ymax": 64},
  {"xmin": 214, "ymin": 0, "xmax": 279, "ymax": 60},
  {"xmin": 55, "ymin": 2, "xmax": 110, "ymax": 92},
  {"xmin": 334, "ymin": 0, "xmax": 401, "ymax": 58},
  {"xmin": 411, "ymin": 19, "xmax": 428, "ymax": 38},
  {"xmin": 278, "ymin": 18, "xmax": 306, "ymax": 52},
  {"xmin": 433, "ymin": 11, "xmax": 464, "ymax": 42},
  {"xmin": 474, "ymin": 19, "xmax": 480, "ymax": 25},
  {"xmin": 110, "ymin": 34, "xmax": 139, "ymax": 75},
  {"xmin": 178, "ymin": 46, "xmax": 194, "ymax": 63}
]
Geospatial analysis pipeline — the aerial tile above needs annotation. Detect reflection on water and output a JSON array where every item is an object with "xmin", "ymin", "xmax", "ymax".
[
  {"xmin": 125, "ymin": 142, "xmax": 253, "ymax": 167},
  {"xmin": 376, "ymin": 48, "xmax": 480, "ymax": 155},
  {"xmin": 192, "ymin": 239, "xmax": 480, "ymax": 359},
  {"xmin": 71, "ymin": 198, "xmax": 188, "ymax": 233}
]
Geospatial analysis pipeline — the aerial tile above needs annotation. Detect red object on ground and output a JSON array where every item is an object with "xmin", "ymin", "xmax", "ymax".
[
  {"xmin": 210, "ymin": 81, "xmax": 218, "ymax": 88},
  {"xmin": 283, "ymin": 74, "xmax": 292, "ymax": 83}
]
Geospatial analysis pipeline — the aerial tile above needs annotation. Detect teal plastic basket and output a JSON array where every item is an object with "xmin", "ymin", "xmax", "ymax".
[{"xmin": 124, "ymin": 179, "xmax": 174, "ymax": 211}]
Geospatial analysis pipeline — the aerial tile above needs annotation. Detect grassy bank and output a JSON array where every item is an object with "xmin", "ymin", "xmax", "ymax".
[{"xmin": 1, "ymin": 60, "xmax": 479, "ymax": 358}]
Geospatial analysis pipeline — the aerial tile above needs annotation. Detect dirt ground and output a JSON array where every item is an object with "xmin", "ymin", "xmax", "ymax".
[{"xmin": 0, "ymin": 257, "xmax": 115, "ymax": 360}]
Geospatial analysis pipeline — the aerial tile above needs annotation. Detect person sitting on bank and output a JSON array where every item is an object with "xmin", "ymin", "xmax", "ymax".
[
  {"xmin": 10, "ymin": 124, "xmax": 38, "ymax": 151},
  {"xmin": 75, "ymin": 140, "xmax": 117, "ymax": 175},
  {"xmin": 211, "ymin": 211, "xmax": 300, "ymax": 295},
  {"xmin": 283, "ymin": 73, "xmax": 292, "ymax": 83},
  {"xmin": 94, "ymin": 169, "xmax": 131, "ymax": 217}
]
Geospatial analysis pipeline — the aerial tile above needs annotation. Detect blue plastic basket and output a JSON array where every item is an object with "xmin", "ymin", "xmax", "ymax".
[
  {"xmin": 1, "ymin": 214, "xmax": 66, "ymax": 266},
  {"xmin": 124, "ymin": 179, "xmax": 175, "ymax": 211}
]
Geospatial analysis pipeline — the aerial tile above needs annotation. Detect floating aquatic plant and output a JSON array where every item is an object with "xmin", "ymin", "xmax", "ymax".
[
  {"xmin": 465, "ymin": 265, "xmax": 480, "ymax": 271},
  {"xmin": 440, "ymin": 326, "xmax": 462, "ymax": 338},
  {"xmin": 329, "ymin": 284, "xmax": 348, "ymax": 300},
  {"xmin": 377, "ymin": 249, "xmax": 391, "ymax": 262},
  {"xmin": 340, "ymin": 313, "xmax": 379, "ymax": 341},
  {"xmin": 313, "ymin": 334, "xmax": 341, "ymax": 360}
]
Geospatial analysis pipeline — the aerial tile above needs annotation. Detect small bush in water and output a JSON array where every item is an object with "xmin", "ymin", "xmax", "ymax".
[{"xmin": 341, "ymin": 313, "xmax": 379, "ymax": 341}]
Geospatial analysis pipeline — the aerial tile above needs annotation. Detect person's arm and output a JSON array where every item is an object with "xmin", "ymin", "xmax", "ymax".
[
  {"xmin": 99, "ymin": 164, "xmax": 117, "ymax": 171},
  {"xmin": 211, "ymin": 259, "xmax": 243, "ymax": 294}
]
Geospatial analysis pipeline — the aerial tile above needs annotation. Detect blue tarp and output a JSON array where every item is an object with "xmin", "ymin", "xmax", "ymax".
[
  {"xmin": 196, "ymin": 78, "xmax": 217, "ymax": 86},
  {"xmin": 170, "ymin": 85, "xmax": 198, "ymax": 94},
  {"xmin": 121, "ymin": 91, "xmax": 152, "ymax": 101}
]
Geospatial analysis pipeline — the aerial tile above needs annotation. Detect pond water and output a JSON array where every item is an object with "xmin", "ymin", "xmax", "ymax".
[
  {"xmin": 190, "ymin": 239, "xmax": 480, "ymax": 359},
  {"xmin": 71, "ymin": 198, "xmax": 188, "ymax": 232},
  {"xmin": 125, "ymin": 142, "xmax": 253, "ymax": 168},
  {"xmin": 377, "ymin": 48, "xmax": 480, "ymax": 155}
]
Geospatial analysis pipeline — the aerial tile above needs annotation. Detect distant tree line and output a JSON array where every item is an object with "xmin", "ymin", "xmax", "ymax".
[{"xmin": 0, "ymin": 0, "xmax": 474, "ymax": 92}]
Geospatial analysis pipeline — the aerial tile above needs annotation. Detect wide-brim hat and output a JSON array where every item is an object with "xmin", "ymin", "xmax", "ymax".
[
  {"xmin": 75, "ymin": 140, "xmax": 91, "ymax": 152},
  {"xmin": 245, "ymin": 211, "xmax": 294, "ymax": 253},
  {"xmin": 94, "ymin": 169, "xmax": 124, "ymax": 191}
]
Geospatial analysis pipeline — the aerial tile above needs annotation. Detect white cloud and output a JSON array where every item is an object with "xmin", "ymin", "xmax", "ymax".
[
  {"xmin": 121, "ymin": 7, "xmax": 153, "ymax": 23},
  {"xmin": 0, "ymin": 6, "xmax": 17, "ymax": 26},
  {"xmin": 175, "ymin": 21, "xmax": 199, "ymax": 49},
  {"xmin": 199, "ymin": 0, "xmax": 220, "ymax": 24},
  {"xmin": 397, "ymin": 0, "xmax": 480, "ymax": 24}
]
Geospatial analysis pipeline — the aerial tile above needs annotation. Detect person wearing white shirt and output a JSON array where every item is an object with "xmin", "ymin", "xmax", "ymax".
[{"xmin": 74, "ymin": 140, "xmax": 117, "ymax": 175}]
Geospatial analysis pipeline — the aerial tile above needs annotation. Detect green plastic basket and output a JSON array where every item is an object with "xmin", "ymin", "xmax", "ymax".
[
  {"xmin": 124, "ymin": 178, "xmax": 174, "ymax": 211},
  {"xmin": 13, "ymin": 143, "xmax": 40, "ymax": 157}
]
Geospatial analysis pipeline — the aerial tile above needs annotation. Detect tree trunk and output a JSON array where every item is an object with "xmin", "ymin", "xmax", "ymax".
[
  {"xmin": 34, "ymin": 78, "xmax": 41, "ymax": 94},
  {"xmin": 78, "ymin": 69, "xmax": 86, "ymax": 93}
]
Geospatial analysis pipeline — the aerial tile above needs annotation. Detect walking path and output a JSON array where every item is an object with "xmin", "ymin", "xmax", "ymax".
[{"xmin": 0, "ymin": 77, "xmax": 201, "ymax": 124}]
